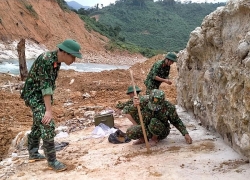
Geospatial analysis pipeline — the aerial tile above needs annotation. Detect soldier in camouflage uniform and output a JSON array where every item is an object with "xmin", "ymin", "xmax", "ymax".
[
  {"xmin": 21, "ymin": 39, "xmax": 82, "ymax": 172},
  {"xmin": 144, "ymin": 52, "xmax": 177, "ymax": 95},
  {"xmin": 115, "ymin": 85, "xmax": 141, "ymax": 125},
  {"xmin": 124, "ymin": 89, "xmax": 192, "ymax": 146}
]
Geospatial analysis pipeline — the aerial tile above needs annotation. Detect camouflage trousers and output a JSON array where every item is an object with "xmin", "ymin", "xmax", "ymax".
[
  {"xmin": 126, "ymin": 118, "xmax": 170, "ymax": 140},
  {"xmin": 29, "ymin": 103, "xmax": 56, "ymax": 140},
  {"xmin": 132, "ymin": 115, "xmax": 140, "ymax": 125}
]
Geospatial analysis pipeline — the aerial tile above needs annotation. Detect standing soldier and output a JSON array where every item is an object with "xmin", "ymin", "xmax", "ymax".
[
  {"xmin": 21, "ymin": 39, "xmax": 82, "ymax": 172},
  {"xmin": 144, "ymin": 52, "xmax": 177, "ymax": 94}
]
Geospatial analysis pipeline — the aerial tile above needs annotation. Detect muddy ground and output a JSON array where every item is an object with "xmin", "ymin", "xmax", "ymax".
[
  {"xmin": 1, "ymin": 55, "xmax": 250, "ymax": 180},
  {"xmin": 0, "ymin": 54, "xmax": 177, "ymax": 160}
]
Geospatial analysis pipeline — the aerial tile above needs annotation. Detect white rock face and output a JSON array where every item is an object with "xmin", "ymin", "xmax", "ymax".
[
  {"xmin": 177, "ymin": 0, "xmax": 250, "ymax": 158},
  {"xmin": 0, "ymin": 40, "xmax": 47, "ymax": 60}
]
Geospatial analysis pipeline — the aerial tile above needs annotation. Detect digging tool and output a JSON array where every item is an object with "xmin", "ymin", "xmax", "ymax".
[{"xmin": 129, "ymin": 70, "xmax": 151, "ymax": 153}]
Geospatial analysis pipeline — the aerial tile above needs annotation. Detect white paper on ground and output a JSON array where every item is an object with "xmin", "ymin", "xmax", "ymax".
[
  {"xmin": 55, "ymin": 131, "xmax": 69, "ymax": 138},
  {"xmin": 91, "ymin": 123, "xmax": 117, "ymax": 138}
]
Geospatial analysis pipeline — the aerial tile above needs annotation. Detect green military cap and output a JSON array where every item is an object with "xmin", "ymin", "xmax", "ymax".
[
  {"xmin": 57, "ymin": 39, "xmax": 82, "ymax": 59},
  {"xmin": 165, "ymin": 52, "xmax": 177, "ymax": 62},
  {"xmin": 126, "ymin": 85, "xmax": 141, "ymax": 94}
]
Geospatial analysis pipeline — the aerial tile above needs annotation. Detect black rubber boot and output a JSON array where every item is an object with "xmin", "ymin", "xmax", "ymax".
[
  {"xmin": 43, "ymin": 138, "xmax": 67, "ymax": 172},
  {"xmin": 28, "ymin": 134, "xmax": 46, "ymax": 163}
]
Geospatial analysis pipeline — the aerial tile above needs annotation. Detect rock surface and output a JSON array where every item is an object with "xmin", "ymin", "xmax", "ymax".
[{"xmin": 177, "ymin": 0, "xmax": 250, "ymax": 158}]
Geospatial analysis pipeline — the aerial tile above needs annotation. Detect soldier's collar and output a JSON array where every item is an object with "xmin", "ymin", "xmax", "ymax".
[{"xmin": 52, "ymin": 50, "xmax": 60, "ymax": 68}]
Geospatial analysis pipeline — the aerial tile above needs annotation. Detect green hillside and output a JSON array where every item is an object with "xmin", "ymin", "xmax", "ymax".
[{"xmin": 89, "ymin": 0, "xmax": 225, "ymax": 52}]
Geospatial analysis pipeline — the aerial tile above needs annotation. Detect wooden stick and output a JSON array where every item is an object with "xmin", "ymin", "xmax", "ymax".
[{"xmin": 129, "ymin": 70, "xmax": 151, "ymax": 153}]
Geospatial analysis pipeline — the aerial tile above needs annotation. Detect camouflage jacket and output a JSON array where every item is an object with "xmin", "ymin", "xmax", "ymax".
[
  {"xmin": 144, "ymin": 60, "xmax": 170, "ymax": 89},
  {"xmin": 116, "ymin": 97, "xmax": 141, "ymax": 124},
  {"xmin": 21, "ymin": 50, "xmax": 61, "ymax": 107},
  {"xmin": 123, "ymin": 95, "xmax": 188, "ymax": 136},
  {"xmin": 115, "ymin": 99, "xmax": 133, "ymax": 110}
]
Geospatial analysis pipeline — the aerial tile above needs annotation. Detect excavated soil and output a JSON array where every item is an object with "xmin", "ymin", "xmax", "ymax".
[
  {"xmin": 0, "ymin": 54, "xmax": 178, "ymax": 160},
  {"xmin": 1, "ymin": 56, "xmax": 250, "ymax": 180}
]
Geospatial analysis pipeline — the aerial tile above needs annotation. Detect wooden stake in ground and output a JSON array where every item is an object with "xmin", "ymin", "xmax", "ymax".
[
  {"xmin": 17, "ymin": 38, "xmax": 28, "ymax": 81},
  {"xmin": 129, "ymin": 70, "xmax": 151, "ymax": 153}
]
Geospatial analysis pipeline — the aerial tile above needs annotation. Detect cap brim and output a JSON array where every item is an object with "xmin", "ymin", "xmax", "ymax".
[
  {"xmin": 70, "ymin": 52, "xmax": 82, "ymax": 59},
  {"xmin": 166, "ymin": 57, "xmax": 176, "ymax": 62},
  {"xmin": 57, "ymin": 44, "xmax": 82, "ymax": 59}
]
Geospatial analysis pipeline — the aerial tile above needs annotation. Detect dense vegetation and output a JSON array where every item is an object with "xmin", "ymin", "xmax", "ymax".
[
  {"xmin": 58, "ymin": 0, "xmax": 226, "ymax": 57},
  {"xmin": 90, "ymin": 0, "xmax": 225, "ymax": 52}
]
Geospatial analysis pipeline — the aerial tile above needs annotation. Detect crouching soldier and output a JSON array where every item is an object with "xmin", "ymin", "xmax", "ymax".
[
  {"xmin": 124, "ymin": 89, "xmax": 192, "ymax": 146},
  {"xmin": 115, "ymin": 85, "xmax": 142, "ymax": 125}
]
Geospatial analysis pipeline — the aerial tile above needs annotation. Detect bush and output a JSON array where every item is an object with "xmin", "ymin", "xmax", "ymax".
[{"xmin": 24, "ymin": 4, "xmax": 38, "ymax": 19}]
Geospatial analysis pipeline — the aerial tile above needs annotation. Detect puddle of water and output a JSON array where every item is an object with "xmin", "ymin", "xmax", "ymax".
[{"xmin": 0, "ymin": 59, "xmax": 130, "ymax": 75}]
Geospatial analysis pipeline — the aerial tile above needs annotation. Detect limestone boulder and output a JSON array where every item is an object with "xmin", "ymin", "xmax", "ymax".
[{"xmin": 177, "ymin": 0, "xmax": 250, "ymax": 158}]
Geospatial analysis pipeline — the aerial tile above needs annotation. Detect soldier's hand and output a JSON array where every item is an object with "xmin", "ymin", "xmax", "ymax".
[
  {"xmin": 133, "ymin": 97, "xmax": 140, "ymax": 106},
  {"xmin": 184, "ymin": 134, "xmax": 192, "ymax": 144},
  {"xmin": 164, "ymin": 79, "xmax": 172, "ymax": 85},
  {"xmin": 115, "ymin": 109, "xmax": 122, "ymax": 116},
  {"xmin": 41, "ymin": 110, "xmax": 53, "ymax": 125}
]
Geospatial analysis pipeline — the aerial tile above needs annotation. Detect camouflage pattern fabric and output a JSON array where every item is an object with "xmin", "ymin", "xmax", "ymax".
[
  {"xmin": 124, "ymin": 95, "xmax": 188, "ymax": 140},
  {"xmin": 21, "ymin": 50, "xmax": 60, "ymax": 139},
  {"xmin": 123, "ymin": 104, "xmax": 140, "ymax": 125},
  {"xmin": 126, "ymin": 118, "xmax": 170, "ymax": 140},
  {"xmin": 116, "ymin": 96, "xmax": 141, "ymax": 124},
  {"xmin": 148, "ymin": 89, "xmax": 165, "ymax": 111},
  {"xmin": 144, "ymin": 60, "xmax": 170, "ymax": 94},
  {"xmin": 30, "ymin": 104, "xmax": 56, "ymax": 139},
  {"xmin": 115, "ymin": 99, "xmax": 133, "ymax": 110}
]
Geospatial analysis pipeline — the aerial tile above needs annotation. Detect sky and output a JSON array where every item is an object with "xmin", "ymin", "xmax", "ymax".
[{"xmin": 65, "ymin": 0, "xmax": 228, "ymax": 8}]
